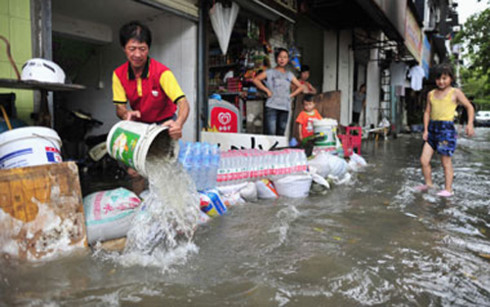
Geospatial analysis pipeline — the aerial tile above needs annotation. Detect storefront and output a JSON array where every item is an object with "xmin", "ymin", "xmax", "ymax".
[{"xmin": 203, "ymin": 0, "xmax": 299, "ymax": 137}]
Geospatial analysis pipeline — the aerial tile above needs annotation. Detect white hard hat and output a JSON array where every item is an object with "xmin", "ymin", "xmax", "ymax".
[{"xmin": 21, "ymin": 58, "xmax": 66, "ymax": 83}]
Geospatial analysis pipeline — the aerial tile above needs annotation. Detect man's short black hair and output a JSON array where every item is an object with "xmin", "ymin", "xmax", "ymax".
[
  {"xmin": 303, "ymin": 94, "xmax": 314, "ymax": 103},
  {"xmin": 301, "ymin": 65, "xmax": 310, "ymax": 73},
  {"xmin": 434, "ymin": 63, "xmax": 454, "ymax": 80},
  {"xmin": 119, "ymin": 21, "xmax": 152, "ymax": 48}
]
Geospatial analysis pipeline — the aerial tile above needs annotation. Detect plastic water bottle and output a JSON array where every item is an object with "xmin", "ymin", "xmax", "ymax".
[
  {"xmin": 191, "ymin": 142, "xmax": 202, "ymax": 190},
  {"xmin": 209, "ymin": 145, "xmax": 220, "ymax": 189},
  {"xmin": 217, "ymin": 151, "xmax": 228, "ymax": 186},
  {"xmin": 200, "ymin": 142, "xmax": 211, "ymax": 190},
  {"xmin": 298, "ymin": 149, "xmax": 308, "ymax": 172},
  {"xmin": 181, "ymin": 142, "xmax": 193, "ymax": 176}
]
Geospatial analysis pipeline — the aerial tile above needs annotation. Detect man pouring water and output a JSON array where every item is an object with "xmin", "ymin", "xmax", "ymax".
[{"xmin": 112, "ymin": 21, "xmax": 190, "ymax": 192}]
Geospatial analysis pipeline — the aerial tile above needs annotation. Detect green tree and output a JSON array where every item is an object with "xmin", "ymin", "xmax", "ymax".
[
  {"xmin": 454, "ymin": 8, "xmax": 490, "ymax": 76},
  {"xmin": 454, "ymin": 8, "xmax": 490, "ymax": 109}
]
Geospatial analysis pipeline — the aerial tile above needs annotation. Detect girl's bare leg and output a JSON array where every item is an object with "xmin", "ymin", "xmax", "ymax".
[
  {"xmin": 440, "ymin": 155, "xmax": 454, "ymax": 192},
  {"xmin": 420, "ymin": 142, "xmax": 435, "ymax": 187}
]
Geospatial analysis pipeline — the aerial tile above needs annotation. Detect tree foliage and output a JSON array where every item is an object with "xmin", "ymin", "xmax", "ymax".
[
  {"xmin": 454, "ymin": 8, "xmax": 490, "ymax": 76},
  {"xmin": 453, "ymin": 7, "xmax": 490, "ymax": 109}
]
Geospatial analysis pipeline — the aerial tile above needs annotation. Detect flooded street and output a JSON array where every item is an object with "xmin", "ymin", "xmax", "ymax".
[{"xmin": 2, "ymin": 129, "xmax": 490, "ymax": 306}]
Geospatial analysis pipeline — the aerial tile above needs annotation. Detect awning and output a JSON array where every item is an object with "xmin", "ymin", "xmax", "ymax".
[
  {"xmin": 233, "ymin": 0, "xmax": 296, "ymax": 23},
  {"xmin": 135, "ymin": 0, "xmax": 199, "ymax": 21},
  {"xmin": 304, "ymin": 0, "xmax": 404, "ymax": 42}
]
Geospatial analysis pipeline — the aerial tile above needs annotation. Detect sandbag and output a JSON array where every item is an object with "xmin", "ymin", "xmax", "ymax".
[
  {"xmin": 273, "ymin": 175, "xmax": 312, "ymax": 198},
  {"xmin": 308, "ymin": 152, "xmax": 348, "ymax": 178},
  {"xmin": 307, "ymin": 152, "xmax": 331, "ymax": 177},
  {"xmin": 255, "ymin": 179, "xmax": 279, "ymax": 199},
  {"xmin": 217, "ymin": 182, "xmax": 248, "ymax": 196},
  {"xmin": 239, "ymin": 182, "xmax": 258, "ymax": 202},
  {"xmin": 327, "ymin": 154, "xmax": 348, "ymax": 178},
  {"xmin": 221, "ymin": 192, "xmax": 245, "ymax": 207},
  {"xmin": 348, "ymin": 153, "xmax": 367, "ymax": 172},
  {"xmin": 83, "ymin": 188, "xmax": 141, "ymax": 244}
]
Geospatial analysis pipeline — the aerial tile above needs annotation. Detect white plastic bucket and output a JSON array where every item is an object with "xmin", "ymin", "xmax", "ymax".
[
  {"xmin": 106, "ymin": 121, "xmax": 177, "ymax": 178},
  {"xmin": 274, "ymin": 175, "xmax": 312, "ymax": 198},
  {"xmin": 313, "ymin": 118, "xmax": 338, "ymax": 149},
  {"xmin": 0, "ymin": 127, "xmax": 62, "ymax": 169}
]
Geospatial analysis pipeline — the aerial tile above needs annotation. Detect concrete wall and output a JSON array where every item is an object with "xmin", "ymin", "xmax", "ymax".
[
  {"xmin": 365, "ymin": 46, "xmax": 381, "ymax": 127},
  {"xmin": 149, "ymin": 15, "xmax": 197, "ymax": 142},
  {"xmin": 55, "ymin": 13, "xmax": 198, "ymax": 141},
  {"xmin": 323, "ymin": 30, "xmax": 336, "ymax": 93},
  {"xmin": 0, "ymin": 0, "xmax": 33, "ymax": 122},
  {"xmin": 322, "ymin": 29, "xmax": 353, "ymax": 125}
]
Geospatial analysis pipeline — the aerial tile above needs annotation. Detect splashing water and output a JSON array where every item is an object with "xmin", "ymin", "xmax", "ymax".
[{"xmin": 114, "ymin": 137, "xmax": 201, "ymax": 271}]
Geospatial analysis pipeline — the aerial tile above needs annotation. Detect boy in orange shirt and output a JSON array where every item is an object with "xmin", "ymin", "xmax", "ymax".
[{"xmin": 296, "ymin": 94, "xmax": 322, "ymax": 143}]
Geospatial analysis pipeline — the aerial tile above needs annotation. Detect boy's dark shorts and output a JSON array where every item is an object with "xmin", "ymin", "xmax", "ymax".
[{"xmin": 427, "ymin": 120, "xmax": 457, "ymax": 156}]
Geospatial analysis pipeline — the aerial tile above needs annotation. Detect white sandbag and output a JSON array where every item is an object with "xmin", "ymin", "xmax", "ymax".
[
  {"xmin": 326, "ymin": 154, "xmax": 348, "ymax": 178},
  {"xmin": 221, "ymin": 192, "xmax": 245, "ymax": 207},
  {"xmin": 307, "ymin": 152, "xmax": 331, "ymax": 178},
  {"xmin": 348, "ymin": 153, "xmax": 367, "ymax": 172},
  {"xmin": 308, "ymin": 152, "xmax": 348, "ymax": 178},
  {"xmin": 273, "ymin": 175, "xmax": 312, "ymax": 198},
  {"xmin": 83, "ymin": 188, "xmax": 141, "ymax": 244},
  {"xmin": 328, "ymin": 172, "xmax": 352, "ymax": 185},
  {"xmin": 239, "ymin": 182, "xmax": 258, "ymax": 202},
  {"xmin": 348, "ymin": 159, "xmax": 360, "ymax": 172},
  {"xmin": 311, "ymin": 172, "xmax": 330, "ymax": 189},
  {"xmin": 255, "ymin": 179, "xmax": 279, "ymax": 199},
  {"xmin": 217, "ymin": 182, "xmax": 248, "ymax": 196}
]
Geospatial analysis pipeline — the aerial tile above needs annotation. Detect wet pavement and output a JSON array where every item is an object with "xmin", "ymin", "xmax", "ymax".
[{"xmin": 1, "ymin": 128, "xmax": 489, "ymax": 306}]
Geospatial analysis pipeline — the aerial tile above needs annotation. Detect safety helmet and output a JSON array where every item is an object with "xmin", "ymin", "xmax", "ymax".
[{"xmin": 21, "ymin": 58, "xmax": 66, "ymax": 83}]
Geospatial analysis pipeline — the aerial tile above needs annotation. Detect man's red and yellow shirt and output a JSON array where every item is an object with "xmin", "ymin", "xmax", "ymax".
[{"xmin": 112, "ymin": 58, "xmax": 185, "ymax": 123}]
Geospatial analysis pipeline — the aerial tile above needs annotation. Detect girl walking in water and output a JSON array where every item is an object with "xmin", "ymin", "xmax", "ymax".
[{"xmin": 418, "ymin": 63, "xmax": 475, "ymax": 197}]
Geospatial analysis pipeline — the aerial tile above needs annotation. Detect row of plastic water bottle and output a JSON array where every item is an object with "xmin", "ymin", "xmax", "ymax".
[
  {"xmin": 178, "ymin": 141, "xmax": 220, "ymax": 191},
  {"xmin": 216, "ymin": 149, "xmax": 308, "ymax": 186}
]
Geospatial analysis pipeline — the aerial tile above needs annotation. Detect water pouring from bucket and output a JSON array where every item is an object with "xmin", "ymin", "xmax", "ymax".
[
  {"xmin": 104, "ymin": 121, "xmax": 201, "ymax": 267},
  {"xmin": 106, "ymin": 121, "xmax": 178, "ymax": 177}
]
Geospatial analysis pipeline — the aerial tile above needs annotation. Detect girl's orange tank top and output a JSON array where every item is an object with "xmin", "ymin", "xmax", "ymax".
[{"xmin": 430, "ymin": 88, "xmax": 457, "ymax": 121}]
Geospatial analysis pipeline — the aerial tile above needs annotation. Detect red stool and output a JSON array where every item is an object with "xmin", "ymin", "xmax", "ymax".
[{"xmin": 346, "ymin": 126, "xmax": 362, "ymax": 155}]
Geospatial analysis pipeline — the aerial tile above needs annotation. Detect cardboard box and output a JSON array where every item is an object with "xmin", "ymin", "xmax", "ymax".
[{"xmin": 0, "ymin": 162, "xmax": 88, "ymax": 261}]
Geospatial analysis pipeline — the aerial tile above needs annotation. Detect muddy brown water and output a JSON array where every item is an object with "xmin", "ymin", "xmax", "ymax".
[{"xmin": 1, "ymin": 128, "xmax": 490, "ymax": 306}]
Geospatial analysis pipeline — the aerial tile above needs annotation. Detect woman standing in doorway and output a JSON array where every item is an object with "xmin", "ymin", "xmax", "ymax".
[
  {"xmin": 353, "ymin": 83, "xmax": 366, "ymax": 125},
  {"xmin": 252, "ymin": 48, "xmax": 304, "ymax": 135}
]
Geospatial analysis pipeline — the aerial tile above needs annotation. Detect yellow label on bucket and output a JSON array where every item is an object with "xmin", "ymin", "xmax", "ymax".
[{"xmin": 110, "ymin": 128, "xmax": 140, "ymax": 168}]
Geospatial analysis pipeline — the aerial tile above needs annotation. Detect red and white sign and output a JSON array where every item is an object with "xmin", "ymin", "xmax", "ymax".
[{"xmin": 210, "ymin": 106, "xmax": 238, "ymax": 133}]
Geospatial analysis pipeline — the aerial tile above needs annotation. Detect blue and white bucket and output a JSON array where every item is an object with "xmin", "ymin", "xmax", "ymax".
[{"xmin": 0, "ymin": 127, "xmax": 62, "ymax": 169}]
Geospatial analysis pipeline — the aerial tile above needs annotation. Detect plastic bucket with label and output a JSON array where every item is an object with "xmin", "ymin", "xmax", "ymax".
[
  {"xmin": 313, "ymin": 118, "xmax": 338, "ymax": 149},
  {"xmin": 0, "ymin": 127, "xmax": 62, "ymax": 169},
  {"xmin": 106, "ymin": 121, "xmax": 177, "ymax": 178}
]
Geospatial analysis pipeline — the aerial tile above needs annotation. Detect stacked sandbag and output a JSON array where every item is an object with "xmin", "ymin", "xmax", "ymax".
[
  {"xmin": 308, "ymin": 152, "xmax": 348, "ymax": 179},
  {"xmin": 83, "ymin": 188, "xmax": 141, "ymax": 244},
  {"xmin": 348, "ymin": 152, "xmax": 368, "ymax": 172}
]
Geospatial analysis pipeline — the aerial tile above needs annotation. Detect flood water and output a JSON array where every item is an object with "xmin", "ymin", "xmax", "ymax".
[{"xmin": 1, "ymin": 128, "xmax": 490, "ymax": 306}]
